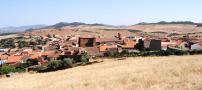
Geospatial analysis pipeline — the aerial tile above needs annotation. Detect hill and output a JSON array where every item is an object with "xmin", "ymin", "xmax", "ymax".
[
  {"xmin": 0, "ymin": 25, "xmax": 46, "ymax": 34},
  {"xmin": 0, "ymin": 55, "xmax": 202, "ymax": 90},
  {"xmin": 24, "ymin": 24, "xmax": 133, "ymax": 38},
  {"xmin": 128, "ymin": 21, "xmax": 202, "ymax": 34},
  {"xmin": 24, "ymin": 21, "xmax": 202, "ymax": 38}
]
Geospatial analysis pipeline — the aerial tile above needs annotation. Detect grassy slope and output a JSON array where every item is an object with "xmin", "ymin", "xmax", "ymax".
[{"xmin": 0, "ymin": 55, "xmax": 202, "ymax": 90}]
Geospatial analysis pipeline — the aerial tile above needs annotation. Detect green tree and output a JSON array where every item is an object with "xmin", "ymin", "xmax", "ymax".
[
  {"xmin": 0, "ymin": 65, "xmax": 16, "ymax": 75},
  {"xmin": 80, "ymin": 53, "xmax": 90, "ymax": 64}
]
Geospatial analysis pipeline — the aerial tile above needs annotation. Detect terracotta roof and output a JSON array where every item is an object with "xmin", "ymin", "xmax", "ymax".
[
  {"xmin": 22, "ymin": 49, "xmax": 33, "ymax": 56},
  {"xmin": 0, "ymin": 55, "xmax": 8, "ymax": 60},
  {"xmin": 122, "ymin": 39, "xmax": 136, "ymax": 49},
  {"xmin": 30, "ymin": 52, "xmax": 41, "ymax": 59},
  {"xmin": 61, "ymin": 47, "xmax": 83, "ymax": 56},
  {"xmin": 42, "ymin": 50, "xmax": 61, "ymax": 58},
  {"xmin": 6, "ymin": 55, "xmax": 23, "ymax": 64},
  {"xmin": 99, "ymin": 45, "xmax": 117, "ymax": 52}
]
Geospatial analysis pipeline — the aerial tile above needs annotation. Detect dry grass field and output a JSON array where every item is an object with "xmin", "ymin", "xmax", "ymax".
[{"xmin": 1, "ymin": 55, "xmax": 202, "ymax": 90}]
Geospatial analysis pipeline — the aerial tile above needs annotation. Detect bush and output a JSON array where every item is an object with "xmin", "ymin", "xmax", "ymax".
[
  {"xmin": 0, "ymin": 65, "xmax": 16, "ymax": 75},
  {"xmin": 61, "ymin": 58, "xmax": 73, "ymax": 68},
  {"xmin": 26, "ymin": 59, "xmax": 39, "ymax": 67},
  {"xmin": 190, "ymin": 50, "xmax": 202, "ymax": 55},
  {"xmin": 0, "ymin": 63, "xmax": 31, "ymax": 75},
  {"xmin": 104, "ymin": 50, "xmax": 120, "ymax": 57},
  {"xmin": 47, "ymin": 61, "xmax": 62, "ymax": 71},
  {"xmin": 45, "ymin": 59, "xmax": 74, "ymax": 72},
  {"xmin": 32, "ymin": 65, "xmax": 48, "ymax": 72},
  {"xmin": 80, "ymin": 53, "xmax": 90, "ymax": 64},
  {"xmin": 120, "ymin": 50, "xmax": 129, "ymax": 56}
]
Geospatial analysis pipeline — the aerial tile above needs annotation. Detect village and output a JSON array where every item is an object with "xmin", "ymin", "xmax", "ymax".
[{"xmin": 0, "ymin": 31, "xmax": 202, "ymax": 75}]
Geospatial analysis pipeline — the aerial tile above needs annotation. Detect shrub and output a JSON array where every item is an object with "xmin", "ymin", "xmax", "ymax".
[
  {"xmin": 45, "ymin": 59, "xmax": 74, "ymax": 72},
  {"xmin": 47, "ymin": 60, "xmax": 62, "ymax": 71},
  {"xmin": 120, "ymin": 50, "xmax": 129, "ymax": 56},
  {"xmin": 26, "ymin": 59, "xmax": 39, "ymax": 67},
  {"xmin": 104, "ymin": 50, "xmax": 120, "ymax": 57},
  {"xmin": 61, "ymin": 58, "xmax": 73, "ymax": 68},
  {"xmin": 32, "ymin": 65, "xmax": 48, "ymax": 72},
  {"xmin": 0, "ymin": 65, "xmax": 16, "ymax": 75},
  {"xmin": 190, "ymin": 50, "xmax": 202, "ymax": 55},
  {"xmin": 80, "ymin": 53, "xmax": 90, "ymax": 64},
  {"xmin": 15, "ymin": 67, "xmax": 26, "ymax": 73}
]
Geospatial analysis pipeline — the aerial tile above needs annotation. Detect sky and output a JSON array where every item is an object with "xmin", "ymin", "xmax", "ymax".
[{"xmin": 0, "ymin": 0, "xmax": 202, "ymax": 27}]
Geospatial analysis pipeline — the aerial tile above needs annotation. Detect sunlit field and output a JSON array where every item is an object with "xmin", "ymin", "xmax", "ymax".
[{"xmin": 0, "ymin": 55, "xmax": 202, "ymax": 90}]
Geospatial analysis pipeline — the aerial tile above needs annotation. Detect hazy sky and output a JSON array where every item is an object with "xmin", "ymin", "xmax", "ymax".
[{"xmin": 0, "ymin": 0, "xmax": 202, "ymax": 27}]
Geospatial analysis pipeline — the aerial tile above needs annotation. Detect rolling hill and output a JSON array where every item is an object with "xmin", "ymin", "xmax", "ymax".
[
  {"xmin": 0, "ymin": 24, "xmax": 46, "ymax": 34},
  {"xmin": 23, "ymin": 22, "xmax": 202, "ymax": 38}
]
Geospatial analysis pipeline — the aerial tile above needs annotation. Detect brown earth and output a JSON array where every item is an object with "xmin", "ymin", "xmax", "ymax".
[
  {"xmin": 0, "ymin": 55, "xmax": 202, "ymax": 90},
  {"xmin": 24, "ymin": 24, "xmax": 202, "ymax": 38}
]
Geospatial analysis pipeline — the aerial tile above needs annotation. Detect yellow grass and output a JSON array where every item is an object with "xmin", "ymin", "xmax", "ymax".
[{"xmin": 1, "ymin": 55, "xmax": 202, "ymax": 90}]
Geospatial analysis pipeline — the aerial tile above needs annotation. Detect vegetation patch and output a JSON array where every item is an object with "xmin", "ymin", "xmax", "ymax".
[
  {"xmin": 128, "ymin": 29, "xmax": 142, "ymax": 33},
  {"xmin": 150, "ymin": 31, "xmax": 168, "ymax": 34},
  {"xmin": 104, "ymin": 48, "xmax": 202, "ymax": 58}
]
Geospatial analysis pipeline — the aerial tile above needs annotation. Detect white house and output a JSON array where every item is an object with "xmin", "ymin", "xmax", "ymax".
[{"xmin": 191, "ymin": 43, "xmax": 202, "ymax": 50}]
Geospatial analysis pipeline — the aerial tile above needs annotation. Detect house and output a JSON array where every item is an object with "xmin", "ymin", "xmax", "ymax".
[
  {"xmin": 0, "ymin": 54, "xmax": 9, "ymax": 60},
  {"xmin": 0, "ymin": 49, "xmax": 8, "ymax": 52},
  {"xmin": 99, "ymin": 44, "xmax": 118, "ymax": 52},
  {"xmin": 121, "ymin": 39, "xmax": 136, "ymax": 49},
  {"xmin": 6, "ymin": 55, "xmax": 23, "ymax": 64},
  {"xmin": 61, "ymin": 47, "xmax": 81, "ymax": 55},
  {"xmin": 85, "ymin": 47, "xmax": 104, "ymax": 56},
  {"xmin": 5, "ymin": 54, "xmax": 29, "ymax": 64},
  {"xmin": 179, "ymin": 42, "xmax": 191, "ymax": 51},
  {"xmin": 0, "ymin": 54, "xmax": 8, "ymax": 65},
  {"xmin": 191, "ymin": 42, "xmax": 202, "ymax": 50},
  {"xmin": 60, "ymin": 47, "xmax": 84, "ymax": 58},
  {"xmin": 41, "ymin": 50, "xmax": 61, "ymax": 61},
  {"xmin": 78, "ymin": 36, "xmax": 96, "ymax": 47},
  {"xmin": 21, "ymin": 49, "xmax": 33, "ymax": 56},
  {"xmin": 27, "ymin": 51, "xmax": 48, "ymax": 64},
  {"xmin": 0, "ymin": 60, "xmax": 6, "ymax": 65},
  {"xmin": 144, "ymin": 39, "xmax": 161, "ymax": 50},
  {"xmin": 161, "ymin": 42, "xmax": 178, "ymax": 50}
]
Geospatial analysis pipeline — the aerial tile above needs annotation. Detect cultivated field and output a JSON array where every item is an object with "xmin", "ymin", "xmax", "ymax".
[{"xmin": 0, "ymin": 55, "xmax": 202, "ymax": 90}]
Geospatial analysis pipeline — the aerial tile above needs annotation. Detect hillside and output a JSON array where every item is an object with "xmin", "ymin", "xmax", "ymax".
[
  {"xmin": 24, "ymin": 22, "xmax": 202, "ymax": 38},
  {"xmin": 128, "ymin": 24, "xmax": 202, "ymax": 34},
  {"xmin": 0, "ymin": 55, "xmax": 202, "ymax": 90},
  {"xmin": 0, "ymin": 25, "xmax": 46, "ymax": 34},
  {"xmin": 25, "ymin": 25, "xmax": 134, "ymax": 38}
]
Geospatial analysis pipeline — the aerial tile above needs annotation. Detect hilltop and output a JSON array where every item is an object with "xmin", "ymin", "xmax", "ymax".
[
  {"xmin": 0, "ymin": 25, "xmax": 46, "ymax": 34},
  {"xmin": 23, "ymin": 21, "xmax": 202, "ymax": 38}
]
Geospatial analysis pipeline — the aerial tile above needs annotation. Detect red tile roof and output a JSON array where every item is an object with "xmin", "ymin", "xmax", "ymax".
[
  {"xmin": 99, "ymin": 44, "xmax": 117, "ymax": 52},
  {"xmin": 0, "ymin": 55, "xmax": 8, "ymax": 60},
  {"xmin": 6, "ymin": 55, "xmax": 23, "ymax": 64},
  {"xmin": 121, "ymin": 39, "xmax": 136, "ymax": 49},
  {"xmin": 42, "ymin": 51, "xmax": 61, "ymax": 58},
  {"xmin": 30, "ymin": 52, "xmax": 41, "ymax": 59}
]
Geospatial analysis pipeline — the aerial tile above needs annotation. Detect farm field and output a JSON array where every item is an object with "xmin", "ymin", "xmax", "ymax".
[{"xmin": 0, "ymin": 55, "xmax": 202, "ymax": 90}]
